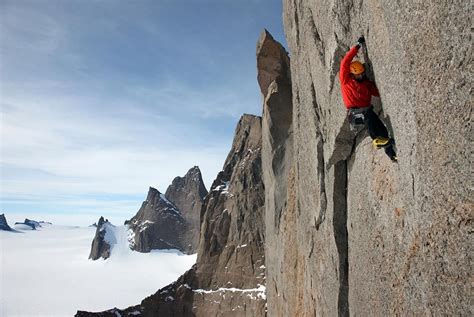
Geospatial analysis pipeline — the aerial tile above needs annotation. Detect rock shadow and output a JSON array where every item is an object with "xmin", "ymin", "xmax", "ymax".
[
  {"xmin": 361, "ymin": 44, "xmax": 397, "ymax": 154},
  {"xmin": 333, "ymin": 160, "xmax": 349, "ymax": 317}
]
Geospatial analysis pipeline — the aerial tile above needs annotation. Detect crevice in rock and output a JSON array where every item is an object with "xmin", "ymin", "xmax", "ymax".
[
  {"xmin": 250, "ymin": 253, "xmax": 255, "ymax": 274},
  {"xmin": 309, "ymin": 79, "xmax": 328, "ymax": 230},
  {"xmin": 360, "ymin": 43, "xmax": 375, "ymax": 82},
  {"xmin": 315, "ymin": 137, "xmax": 328, "ymax": 230},
  {"xmin": 293, "ymin": 0, "xmax": 300, "ymax": 47},
  {"xmin": 333, "ymin": 160, "xmax": 349, "ymax": 317},
  {"xmin": 307, "ymin": 7, "xmax": 325, "ymax": 66},
  {"xmin": 308, "ymin": 235, "xmax": 315, "ymax": 258}
]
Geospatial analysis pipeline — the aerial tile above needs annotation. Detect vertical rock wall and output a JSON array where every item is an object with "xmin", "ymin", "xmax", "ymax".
[
  {"xmin": 263, "ymin": 0, "xmax": 472, "ymax": 315},
  {"xmin": 257, "ymin": 30, "xmax": 299, "ymax": 316},
  {"xmin": 195, "ymin": 114, "xmax": 265, "ymax": 294}
]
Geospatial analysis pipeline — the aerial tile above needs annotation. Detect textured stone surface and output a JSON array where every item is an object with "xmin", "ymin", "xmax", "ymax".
[
  {"xmin": 0, "ymin": 214, "xmax": 13, "ymax": 231},
  {"xmin": 89, "ymin": 216, "xmax": 112, "ymax": 260},
  {"xmin": 77, "ymin": 114, "xmax": 266, "ymax": 317},
  {"xmin": 124, "ymin": 167, "xmax": 206, "ymax": 254},
  {"xmin": 126, "ymin": 187, "xmax": 189, "ymax": 253},
  {"xmin": 262, "ymin": 0, "xmax": 472, "ymax": 315},
  {"xmin": 258, "ymin": 30, "xmax": 298, "ymax": 317},
  {"xmin": 194, "ymin": 114, "xmax": 265, "ymax": 294},
  {"xmin": 165, "ymin": 166, "xmax": 208, "ymax": 252}
]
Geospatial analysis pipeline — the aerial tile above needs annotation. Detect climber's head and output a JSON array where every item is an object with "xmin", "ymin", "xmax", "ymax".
[{"xmin": 350, "ymin": 61, "xmax": 365, "ymax": 79}]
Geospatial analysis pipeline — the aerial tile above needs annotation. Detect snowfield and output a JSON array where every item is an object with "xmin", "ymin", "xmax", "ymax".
[{"xmin": 0, "ymin": 224, "xmax": 197, "ymax": 316}]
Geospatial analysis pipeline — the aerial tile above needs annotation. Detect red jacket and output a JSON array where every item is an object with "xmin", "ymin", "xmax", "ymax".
[{"xmin": 339, "ymin": 46, "xmax": 379, "ymax": 109}]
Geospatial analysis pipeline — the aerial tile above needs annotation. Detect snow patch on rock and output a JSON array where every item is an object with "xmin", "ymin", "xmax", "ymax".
[{"xmin": 193, "ymin": 284, "xmax": 266, "ymax": 300}]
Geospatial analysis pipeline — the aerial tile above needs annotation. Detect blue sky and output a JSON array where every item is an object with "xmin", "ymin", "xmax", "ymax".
[{"xmin": 0, "ymin": 0, "xmax": 286, "ymax": 225}]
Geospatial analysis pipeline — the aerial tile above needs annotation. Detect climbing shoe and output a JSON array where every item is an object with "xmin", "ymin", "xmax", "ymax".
[{"xmin": 372, "ymin": 137, "xmax": 391, "ymax": 149}]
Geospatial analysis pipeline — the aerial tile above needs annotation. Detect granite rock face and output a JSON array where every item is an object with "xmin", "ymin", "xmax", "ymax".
[
  {"xmin": 165, "ymin": 166, "xmax": 208, "ymax": 252},
  {"xmin": 89, "ymin": 217, "xmax": 112, "ymax": 260},
  {"xmin": 261, "ymin": 1, "xmax": 471, "ymax": 315},
  {"xmin": 0, "ymin": 214, "xmax": 13, "ymax": 231},
  {"xmin": 126, "ymin": 187, "xmax": 188, "ymax": 253},
  {"xmin": 258, "ymin": 30, "xmax": 298, "ymax": 317},
  {"xmin": 190, "ymin": 114, "xmax": 266, "ymax": 316},
  {"xmin": 77, "ymin": 114, "xmax": 266, "ymax": 317}
]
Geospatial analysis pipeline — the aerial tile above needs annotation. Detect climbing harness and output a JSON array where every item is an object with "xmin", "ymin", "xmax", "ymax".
[{"xmin": 348, "ymin": 106, "xmax": 370, "ymax": 131}]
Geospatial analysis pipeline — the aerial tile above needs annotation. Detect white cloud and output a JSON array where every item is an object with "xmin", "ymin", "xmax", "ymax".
[{"xmin": 0, "ymin": 86, "xmax": 231, "ymax": 215}]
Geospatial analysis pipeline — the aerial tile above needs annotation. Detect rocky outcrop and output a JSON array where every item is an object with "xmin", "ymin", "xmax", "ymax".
[
  {"xmin": 77, "ymin": 114, "xmax": 266, "ymax": 317},
  {"xmin": 257, "ymin": 30, "xmax": 297, "ymax": 317},
  {"xmin": 13, "ymin": 218, "xmax": 48, "ymax": 230},
  {"xmin": 126, "ymin": 187, "xmax": 188, "ymax": 253},
  {"xmin": 0, "ymin": 214, "xmax": 13, "ymax": 231},
  {"xmin": 89, "ymin": 217, "xmax": 112, "ymax": 260},
  {"xmin": 165, "ymin": 166, "xmax": 208, "ymax": 251},
  {"xmin": 261, "ymin": 1, "xmax": 471, "ymax": 316},
  {"xmin": 188, "ymin": 114, "xmax": 265, "ymax": 316}
]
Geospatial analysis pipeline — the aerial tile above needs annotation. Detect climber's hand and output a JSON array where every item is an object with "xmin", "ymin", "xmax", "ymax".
[{"xmin": 357, "ymin": 36, "xmax": 365, "ymax": 47}]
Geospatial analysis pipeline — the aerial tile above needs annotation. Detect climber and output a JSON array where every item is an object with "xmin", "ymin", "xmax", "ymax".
[{"xmin": 339, "ymin": 36, "xmax": 397, "ymax": 162}]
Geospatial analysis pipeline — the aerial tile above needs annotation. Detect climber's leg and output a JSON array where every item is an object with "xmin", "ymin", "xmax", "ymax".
[
  {"xmin": 365, "ymin": 107, "xmax": 389, "ymax": 139},
  {"xmin": 384, "ymin": 144, "xmax": 398, "ymax": 162},
  {"xmin": 365, "ymin": 107, "xmax": 391, "ymax": 148},
  {"xmin": 365, "ymin": 107, "xmax": 397, "ymax": 160}
]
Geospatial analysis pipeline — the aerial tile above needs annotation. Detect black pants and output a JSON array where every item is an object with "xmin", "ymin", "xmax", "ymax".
[
  {"xmin": 364, "ymin": 108, "xmax": 397, "ymax": 159},
  {"xmin": 365, "ymin": 107, "xmax": 388, "ymax": 139}
]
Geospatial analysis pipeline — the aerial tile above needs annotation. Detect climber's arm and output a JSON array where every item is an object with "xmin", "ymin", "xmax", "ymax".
[{"xmin": 340, "ymin": 45, "xmax": 359, "ymax": 85}]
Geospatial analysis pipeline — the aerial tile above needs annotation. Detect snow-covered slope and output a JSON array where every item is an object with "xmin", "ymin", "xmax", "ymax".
[
  {"xmin": 0, "ymin": 224, "xmax": 196, "ymax": 316},
  {"xmin": 12, "ymin": 223, "xmax": 35, "ymax": 230}
]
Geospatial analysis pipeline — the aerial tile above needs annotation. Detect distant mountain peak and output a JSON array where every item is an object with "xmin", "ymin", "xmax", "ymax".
[
  {"xmin": 89, "ymin": 216, "xmax": 112, "ymax": 260},
  {"xmin": 124, "ymin": 166, "xmax": 208, "ymax": 255},
  {"xmin": 13, "ymin": 218, "xmax": 47, "ymax": 230},
  {"xmin": 0, "ymin": 214, "xmax": 13, "ymax": 231}
]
